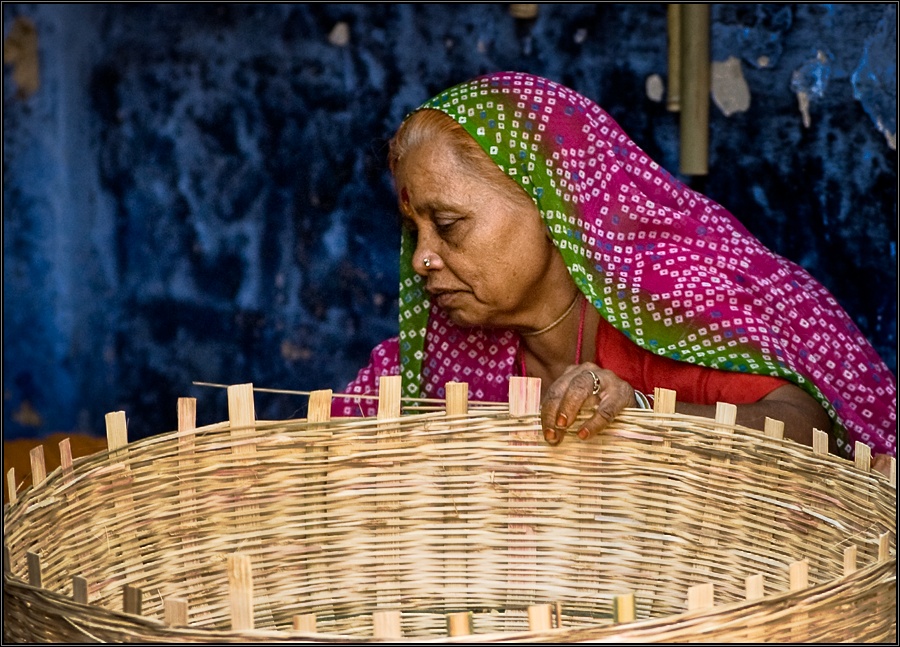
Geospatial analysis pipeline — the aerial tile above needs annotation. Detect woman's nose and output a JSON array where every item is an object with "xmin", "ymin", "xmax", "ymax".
[{"xmin": 412, "ymin": 236, "xmax": 441, "ymax": 276}]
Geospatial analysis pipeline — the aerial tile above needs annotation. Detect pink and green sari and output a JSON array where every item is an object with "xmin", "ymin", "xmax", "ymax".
[{"xmin": 338, "ymin": 71, "xmax": 896, "ymax": 459}]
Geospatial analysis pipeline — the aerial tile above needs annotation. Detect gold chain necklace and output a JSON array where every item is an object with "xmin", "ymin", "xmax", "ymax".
[{"xmin": 521, "ymin": 292, "xmax": 581, "ymax": 337}]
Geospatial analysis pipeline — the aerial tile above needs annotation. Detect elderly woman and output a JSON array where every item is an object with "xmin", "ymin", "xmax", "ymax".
[{"xmin": 334, "ymin": 71, "xmax": 896, "ymax": 472}]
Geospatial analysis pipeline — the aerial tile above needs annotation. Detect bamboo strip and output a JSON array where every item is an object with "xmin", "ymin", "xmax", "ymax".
[
  {"xmin": 26, "ymin": 551, "xmax": 41, "ymax": 587},
  {"xmin": 123, "ymin": 584, "xmax": 142, "ymax": 615},
  {"xmin": 372, "ymin": 610, "xmax": 402, "ymax": 638},
  {"xmin": 812, "ymin": 429, "xmax": 829, "ymax": 456},
  {"xmin": 745, "ymin": 574, "xmax": 764, "ymax": 600},
  {"xmin": 843, "ymin": 545, "xmax": 857, "ymax": 576},
  {"xmin": 653, "ymin": 387, "xmax": 676, "ymax": 414},
  {"xmin": 687, "ymin": 582, "xmax": 713, "ymax": 611},
  {"xmin": 613, "ymin": 593, "xmax": 635, "ymax": 623},
  {"xmin": 763, "ymin": 417, "xmax": 784, "ymax": 440},
  {"xmin": 72, "ymin": 576, "xmax": 88, "ymax": 604},
  {"xmin": 445, "ymin": 381, "xmax": 469, "ymax": 417},
  {"xmin": 789, "ymin": 559, "xmax": 809, "ymax": 640},
  {"xmin": 29, "ymin": 445, "xmax": 46, "ymax": 488},
  {"xmin": 164, "ymin": 597, "xmax": 189, "ymax": 627},
  {"xmin": 7, "ymin": 468, "xmax": 16, "ymax": 505},
  {"xmin": 446, "ymin": 611, "xmax": 472, "ymax": 636},
  {"xmin": 293, "ymin": 613, "xmax": 317, "ymax": 632},
  {"xmin": 308, "ymin": 389, "xmax": 333, "ymax": 423},
  {"xmin": 105, "ymin": 411, "xmax": 128, "ymax": 458},
  {"xmin": 854, "ymin": 441, "xmax": 871, "ymax": 472},
  {"xmin": 377, "ymin": 375, "xmax": 403, "ymax": 611},
  {"xmin": 508, "ymin": 376, "xmax": 541, "ymax": 416},
  {"xmin": 227, "ymin": 384, "xmax": 257, "ymax": 456},
  {"xmin": 228, "ymin": 553, "xmax": 254, "ymax": 631},
  {"xmin": 59, "ymin": 438, "xmax": 73, "ymax": 484},
  {"xmin": 878, "ymin": 532, "xmax": 890, "ymax": 562},
  {"xmin": 527, "ymin": 603, "xmax": 552, "ymax": 631}
]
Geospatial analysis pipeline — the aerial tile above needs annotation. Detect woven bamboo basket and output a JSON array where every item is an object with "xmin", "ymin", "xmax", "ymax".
[{"xmin": 3, "ymin": 376, "xmax": 896, "ymax": 643}]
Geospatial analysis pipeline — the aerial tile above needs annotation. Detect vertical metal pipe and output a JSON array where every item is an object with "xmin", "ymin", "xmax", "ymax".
[
  {"xmin": 679, "ymin": 4, "xmax": 710, "ymax": 176},
  {"xmin": 667, "ymin": 4, "xmax": 682, "ymax": 112}
]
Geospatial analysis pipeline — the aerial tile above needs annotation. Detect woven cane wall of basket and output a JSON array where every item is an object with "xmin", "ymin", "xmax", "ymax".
[{"xmin": 3, "ymin": 376, "xmax": 896, "ymax": 643}]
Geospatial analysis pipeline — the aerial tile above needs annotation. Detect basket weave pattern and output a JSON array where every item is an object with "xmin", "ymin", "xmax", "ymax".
[{"xmin": 3, "ymin": 383, "xmax": 896, "ymax": 642}]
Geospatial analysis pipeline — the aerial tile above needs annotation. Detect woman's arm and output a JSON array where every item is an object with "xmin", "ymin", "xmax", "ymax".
[
  {"xmin": 675, "ymin": 383, "xmax": 834, "ymax": 452},
  {"xmin": 541, "ymin": 365, "xmax": 833, "ymax": 452}
]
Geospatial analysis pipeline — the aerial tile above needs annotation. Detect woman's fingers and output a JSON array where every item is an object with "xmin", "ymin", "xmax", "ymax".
[
  {"xmin": 871, "ymin": 453, "xmax": 894, "ymax": 479},
  {"xmin": 541, "ymin": 364, "xmax": 635, "ymax": 445}
]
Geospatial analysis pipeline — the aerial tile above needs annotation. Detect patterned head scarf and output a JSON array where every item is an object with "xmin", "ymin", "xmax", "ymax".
[{"xmin": 397, "ymin": 71, "xmax": 895, "ymax": 458}]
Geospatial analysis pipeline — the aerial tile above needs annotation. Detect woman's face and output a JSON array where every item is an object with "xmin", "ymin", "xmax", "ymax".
[{"xmin": 394, "ymin": 130, "xmax": 567, "ymax": 330}]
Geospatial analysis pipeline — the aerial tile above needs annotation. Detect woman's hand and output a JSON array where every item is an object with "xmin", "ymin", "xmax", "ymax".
[{"xmin": 540, "ymin": 362, "xmax": 637, "ymax": 445}]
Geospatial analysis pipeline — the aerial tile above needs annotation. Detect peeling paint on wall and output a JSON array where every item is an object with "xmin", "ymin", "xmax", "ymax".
[
  {"xmin": 645, "ymin": 73, "xmax": 664, "ymax": 103},
  {"xmin": 851, "ymin": 7, "xmax": 897, "ymax": 150},
  {"xmin": 791, "ymin": 50, "xmax": 833, "ymax": 128},
  {"xmin": 3, "ymin": 16, "xmax": 40, "ymax": 99},
  {"xmin": 711, "ymin": 56, "xmax": 750, "ymax": 117}
]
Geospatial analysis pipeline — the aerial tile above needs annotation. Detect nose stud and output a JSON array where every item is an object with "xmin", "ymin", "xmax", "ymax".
[{"xmin": 423, "ymin": 256, "xmax": 432, "ymax": 269}]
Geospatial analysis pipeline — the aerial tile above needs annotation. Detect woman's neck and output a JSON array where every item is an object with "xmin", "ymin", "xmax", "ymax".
[{"xmin": 520, "ymin": 296, "xmax": 599, "ymax": 385}]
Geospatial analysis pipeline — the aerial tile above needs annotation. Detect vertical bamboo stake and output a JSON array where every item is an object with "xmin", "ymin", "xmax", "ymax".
[
  {"xmin": 667, "ymin": 3, "xmax": 681, "ymax": 112},
  {"xmin": 653, "ymin": 387, "xmax": 677, "ymax": 414},
  {"xmin": 59, "ymin": 438, "xmax": 74, "ymax": 485},
  {"xmin": 745, "ymin": 573, "xmax": 764, "ymax": 600},
  {"xmin": 843, "ymin": 545, "xmax": 857, "ymax": 575},
  {"xmin": 29, "ymin": 445, "xmax": 46, "ymax": 488},
  {"xmin": 26, "ymin": 551, "xmax": 42, "ymax": 587},
  {"xmin": 763, "ymin": 417, "xmax": 784, "ymax": 440},
  {"xmin": 508, "ymin": 376, "xmax": 541, "ymax": 416},
  {"xmin": 72, "ymin": 575, "xmax": 88, "ymax": 604},
  {"xmin": 527, "ymin": 603, "xmax": 553, "ymax": 631},
  {"xmin": 877, "ymin": 532, "xmax": 891, "ymax": 561},
  {"xmin": 446, "ymin": 611, "xmax": 472, "ymax": 637},
  {"xmin": 227, "ymin": 383, "xmax": 257, "ymax": 456},
  {"xmin": 377, "ymin": 374, "xmax": 402, "ymax": 421},
  {"xmin": 178, "ymin": 397, "xmax": 197, "ymax": 513},
  {"xmin": 105, "ymin": 411, "xmax": 128, "ymax": 458},
  {"xmin": 789, "ymin": 558, "xmax": 809, "ymax": 641},
  {"xmin": 123, "ymin": 584, "xmax": 142, "ymax": 615},
  {"xmin": 687, "ymin": 582, "xmax": 714, "ymax": 611},
  {"xmin": 554, "ymin": 601, "xmax": 563, "ymax": 628},
  {"xmin": 6, "ymin": 468, "xmax": 17, "ymax": 505},
  {"xmin": 443, "ymin": 381, "xmax": 469, "ymax": 608},
  {"xmin": 308, "ymin": 389, "xmax": 333, "ymax": 423},
  {"xmin": 445, "ymin": 381, "xmax": 469, "ymax": 417},
  {"xmin": 377, "ymin": 375, "xmax": 402, "ymax": 610},
  {"xmin": 507, "ymin": 376, "xmax": 541, "ymax": 612},
  {"xmin": 613, "ymin": 593, "xmax": 635, "ymax": 623},
  {"xmin": 679, "ymin": 3, "xmax": 710, "ymax": 175},
  {"xmin": 228, "ymin": 553, "xmax": 254, "ymax": 631},
  {"xmin": 853, "ymin": 441, "xmax": 871, "ymax": 472},
  {"xmin": 744, "ymin": 573, "xmax": 765, "ymax": 642},
  {"xmin": 811, "ymin": 429, "xmax": 829, "ymax": 456},
  {"xmin": 890, "ymin": 457, "xmax": 896, "ymax": 488},
  {"xmin": 305, "ymin": 388, "xmax": 333, "ymax": 616},
  {"xmin": 372, "ymin": 609, "xmax": 402, "ymax": 638},
  {"xmin": 165, "ymin": 597, "xmax": 189, "ymax": 627},
  {"xmin": 293, "ymin": 613, "xmax": 317, "ymax": 632}
]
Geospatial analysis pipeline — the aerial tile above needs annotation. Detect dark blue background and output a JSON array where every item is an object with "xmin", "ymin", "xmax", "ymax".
[{"xmin": 3, "ymin": 4, "xmax": 896, "ymax": 441}]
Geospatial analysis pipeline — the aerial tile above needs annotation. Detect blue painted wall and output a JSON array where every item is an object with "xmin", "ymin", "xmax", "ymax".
[{"xmin": 3, "ymin": 3, "xmax": 896, "ymax": 441}]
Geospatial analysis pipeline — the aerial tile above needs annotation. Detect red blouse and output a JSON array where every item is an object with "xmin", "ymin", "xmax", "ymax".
[{"xmin": 595, "ymin": 318, "xmax": 788, "ymax": 405}]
